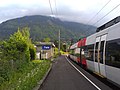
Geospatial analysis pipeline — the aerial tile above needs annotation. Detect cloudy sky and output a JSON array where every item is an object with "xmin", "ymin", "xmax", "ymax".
[{"xmin": 0, "ymin": 0, "xmax": 120, "ymax": 27}]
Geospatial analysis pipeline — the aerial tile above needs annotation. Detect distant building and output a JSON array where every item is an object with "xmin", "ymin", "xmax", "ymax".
[{"xmin": 35, "ymin": 42, "xmax": 55, "ymax": 60}]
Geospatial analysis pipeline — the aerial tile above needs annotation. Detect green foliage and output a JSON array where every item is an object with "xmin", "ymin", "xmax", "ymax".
[
  {"xmin": 1, "ymin": 28, "xmax": 30, "ymax": 62},
  {"xmin": 32, "ymin": 60, "xmax": 43, "ymax": 63},
  {"xmin": 53, "ymin": 48, "xmax": 59, "ymax": 58},
  {"xmin": 0, "ymin": 26, "xmax": 50, "ymax": 90},
  {"xmin": 21, "ymin": 27, "xmax": 30, "ymax": 39},
  {"xmin": 43, "ymin": 37, "xmax": 51, "ymax": 42},
  {"xmin": 29, "ymin": 44, "xmax": 36, "ymax": 60},
  {"xmin": 20, "ymin": 27, "xmax": 36, "ymax": 60},
  {"xmin": 0, "ymin": 60, "xmax": 51, "ymax": 90},
  {"xmin": 0, "ymin": 27, "xmax": 36, "ymax": 84},
  {"xmin": 0, "ymin": 15, "xmax": 96, "ymax": 42}
]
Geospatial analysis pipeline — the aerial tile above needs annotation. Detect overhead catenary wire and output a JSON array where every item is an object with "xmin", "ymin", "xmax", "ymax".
[
  {"xmin": 48, "ymin": 0, "xmax": 61, "ymax": 53},
  {"xmin": 85, "ymin": 0, "xmax": 112, "ymax": 33},
  {"xmin": 54, "ymin": 0, "xmax": 58, "ymax": 16},
  {"xmin": 86, "ymin": 0, "xmax": 112, "ymax": 25},
  {"xmin": 85, "ymin": 1, "xmax": 120, "ymax": 35},
  {"xmin": 49, "ymin": 0, "xmax": 54, "ymax": 15},
  {"xmin": 93, "ymin": 3, "xmax": 120, "ymax": 26},
  {"xmin": 54, "ymin": 0, "xmax": 61, "ymax": 53}
]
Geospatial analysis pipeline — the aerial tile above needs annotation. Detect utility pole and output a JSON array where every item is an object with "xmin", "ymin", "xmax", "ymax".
[{"xmin": 58, "ymin": 29, "xmax": 60, "ymax": 54}]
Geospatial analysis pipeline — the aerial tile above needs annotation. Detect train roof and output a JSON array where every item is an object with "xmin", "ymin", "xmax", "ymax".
[
  {"xmin": 70, "ymin": 38, "xmax": 86, "ymax": 49},
  {"xmin": 96, "ymin": 16, "xmax": 120, "ymax": 32},
  {"xmin": 70, "ymin": 42, "xmax": 78, "ymax": 49}
]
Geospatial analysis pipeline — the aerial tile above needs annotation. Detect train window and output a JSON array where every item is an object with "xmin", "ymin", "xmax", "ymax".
[
  {"xmin": 95, "ymin": 42, "xmax": 99, "ymax": 62},
  {"xmin": 81, "ymin": 48, "xmax": 86, "ymax": 61},
  {"xmin": 106, "ymin": 39, "xmax": 120, "ymax": 68},
  {"xmin": 81, "ymin": 49, "xmax": 84, "ymax": 55},
  {"xmin": 69, "ymin": 49, "xmax": 74, "ymax": 55},
  {"xmin": 74, "ymin": 48, "xmax": 80, "ymax": 57},
  {"xmin": 84, "ymin": 45, "xmax": 94, "ymax": 61},
  {"xmin": 99, "ymin": 41, "xmax": 105, "ymax": 63}
]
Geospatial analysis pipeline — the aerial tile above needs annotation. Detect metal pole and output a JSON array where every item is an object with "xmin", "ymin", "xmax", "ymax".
[{"xmin": 58, "ymin": 29, "xmax": 60, "ymax": 54}]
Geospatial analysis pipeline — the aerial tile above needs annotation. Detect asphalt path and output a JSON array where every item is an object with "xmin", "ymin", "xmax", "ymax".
[{"xmin": 39, "ymin": 55, "xmax": 112, "ymax": 90}]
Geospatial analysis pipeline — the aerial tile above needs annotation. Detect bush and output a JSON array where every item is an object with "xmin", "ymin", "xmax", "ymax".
[
  {"xmin": 0, "ymin": 60, "xmax": 51, "ymax": 90},
  {"xmin": 0, "ymin": 77, "xmax": 5, "ymax": 84},
  {"xmin": 29, "ymin": 44, "xmax": 36, "ymax": 60},
  {"xmin": 0, "ymin": 27, "xmax": 42, "ymax": 90}
]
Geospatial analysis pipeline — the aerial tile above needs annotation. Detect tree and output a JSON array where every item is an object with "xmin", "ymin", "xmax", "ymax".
[
  {"xmin": 54, "ymin": 40, "xmax": 58, "ymax": 48},
  {"xmin": 21, "ymin": 27, "xmax": 36, "ymax": 60},
  {"xmin": 43, "ymin": 37, "xmax": 51, "ymax": 42},
  {"xmin": 29, "ymin": 44, "xmax": 36, "ymax": 60},
  {"xmin": 2, "ymin": 30, "xmax": 27, "ymax": 61},
  {"xmin": 0, "ymin": 27, "xmax": 36, "ymax": 82},
  {"xmin": 1, "ymin": 27, "xmax": 36, "ymax": 63}
]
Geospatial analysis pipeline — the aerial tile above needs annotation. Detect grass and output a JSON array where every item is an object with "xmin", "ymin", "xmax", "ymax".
[{"xmin": 0, "ymin": 60, "xmax": 51, "ymax": 90}]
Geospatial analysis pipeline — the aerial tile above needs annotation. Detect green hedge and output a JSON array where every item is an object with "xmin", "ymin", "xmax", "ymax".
[{"xmin": 0, "ymin": 60, "xmax": 51, "ymax": 90}]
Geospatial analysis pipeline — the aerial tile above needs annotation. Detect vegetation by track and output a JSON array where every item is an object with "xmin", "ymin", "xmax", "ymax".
[
  {"xmin": 0, "ymin": 60, "xmax": 51, "ymax": 90},
  {"xmin": 0, "ymin": 27, "xmax": 51, "ymax": 90}
]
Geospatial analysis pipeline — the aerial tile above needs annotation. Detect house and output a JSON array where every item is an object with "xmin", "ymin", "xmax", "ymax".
[{"xmin": 35, "ymin": 42, "xmax": 55, "ymax": 60}]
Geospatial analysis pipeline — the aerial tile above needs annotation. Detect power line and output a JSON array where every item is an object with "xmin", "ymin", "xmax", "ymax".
[
  {"xmin": 93, "ymin": 3, "xmax": 120, "ymax": 26},
  {"xmin": 54, "ymin": 0, "xmax": 58, "ymax": 16},
  {"xmin": 85, "ymin": 0, "xmax": 111, "ymax": 34},
  {"xmin": 54, "ymin": 0, "xmax": 61, "ymax": 53},
  {"xmin": 86, "ymin": 0, "xmax": 112, "ymax": 25},
  {"xmin": 86, "ymin": 2, "xmax": 120, "ymax": 33},
  {"xmin": 48, "ymin": 0, "xmax": 61, "ymax": 52},
  {"xmin": 49, "ymin": 0, "xmax": 54, "ymax": 15}
]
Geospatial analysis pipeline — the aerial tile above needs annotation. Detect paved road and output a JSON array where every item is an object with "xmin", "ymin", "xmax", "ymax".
[{"xmin": 39, "ymin": 55, "xmax": 112, "ymax": 90}]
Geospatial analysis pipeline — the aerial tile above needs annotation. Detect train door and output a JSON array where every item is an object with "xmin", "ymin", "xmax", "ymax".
[{"xmin": 94, "ymin": 34, "xmax": 107, "ymax": 77}]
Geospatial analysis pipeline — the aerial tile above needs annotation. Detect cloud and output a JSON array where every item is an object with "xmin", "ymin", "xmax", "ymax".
[{"xmin": 0, "ymin": 0, "xmax": 120, "ymax": 26}]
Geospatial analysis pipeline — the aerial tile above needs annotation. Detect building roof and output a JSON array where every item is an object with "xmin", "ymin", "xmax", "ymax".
[{"xmin": 36, "ymin": 42, "xmax": 55, "ymax": 47}]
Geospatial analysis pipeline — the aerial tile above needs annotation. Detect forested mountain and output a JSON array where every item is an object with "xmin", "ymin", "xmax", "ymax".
[{"xmin": 0, "ymin": 15, "xmax": 96, "ymax": 42}]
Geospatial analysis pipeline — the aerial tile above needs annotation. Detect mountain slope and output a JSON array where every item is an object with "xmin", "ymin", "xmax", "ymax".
[{"xmin": 0, "ymin": 15, "xmax": 96, "ymax": 41}]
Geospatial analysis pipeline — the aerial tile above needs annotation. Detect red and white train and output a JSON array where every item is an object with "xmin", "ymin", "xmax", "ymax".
[{"xmin": 69, "ymin": 16, "xmax": 120, "ymax": 87}]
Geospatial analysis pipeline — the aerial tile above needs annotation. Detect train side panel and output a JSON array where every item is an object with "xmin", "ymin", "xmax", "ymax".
[
  {"xmin": 105, "ymin": 22, "xmax": 120, "ymax": 85},
  {"xmin": 69, "ymin": 42, "xmax": 80, "ymax": 63},
  {"xmin": 86, "ymin": 60, "xmax": 94, "ymax": 71},
  {"xmin": 85, "ymin": 34, "xmax": 96, "ymax": 71}
]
